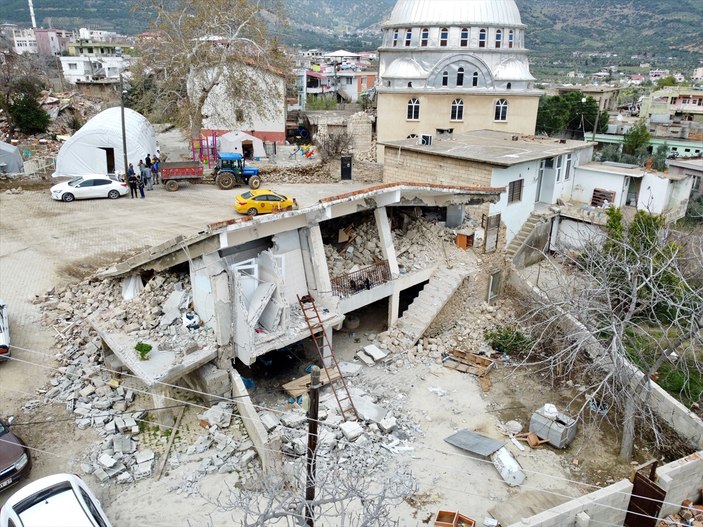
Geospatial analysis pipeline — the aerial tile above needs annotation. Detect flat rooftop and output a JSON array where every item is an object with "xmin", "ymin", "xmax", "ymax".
[{"xmin": 380, "ymin": 130, "xmax": 592, "ymax": 167}]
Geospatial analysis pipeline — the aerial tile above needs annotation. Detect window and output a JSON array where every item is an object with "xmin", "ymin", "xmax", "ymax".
[
  {"xmin": 564, "ymin": 154, "xmax": 572, "ymax": 181},
  {"xmin": 442, "ymin": 71, "xmax": 448, "ymax": 86},
  {"xmin": 494, "ymin": 99, "xmax": 508, "ymax": 121},
  {"xmin": 421, "ymin": 28, "xmax": 429, "ymax": 46},
  {"xmin": 506, "ymin": 82, "xmax": 511, "ymax": 90},
  {"xmin": 407, "ymin": 98, "xmax": 420, "ymax": 120},
  {"xmin": 507, "ymin": 179, "xmax": 523, "ymax": 203},
  {"xmin": 392, "ymin": 29, "xmax": 399, "ymax": 47},
  {"xmin": 440, "ymin": 28, "xmax": 448, "ymax": 46},
  {"xmin": 495, "ymin": 29, "xmax": 502, "ymax": 48},
  {"xmin": 555, "ymin": 155, "xmax": 563, "ymax": 182},
  {"xmin": 460, "ymin": 28, "xmax": 469, "ymax": 47},
  {"xmin": 405, "ymin": 28, "xmax": 412, "ymax": 46},
  {"xmin": 508, "ymin": 30, "xmax": 514, "ymax": 48},
  {"xmin": 479, "ymin": 29, "xmax": 487, "ymax": 48},
  {"xmin": 472, "ymin": 72, "xmax": 479, "ymax": 87},
  {"xmin": 93, "ymin": 180, "xmax": 110, "ymax": 187},
  {"xmin": 68, "ymin": 63, "xmax": 77, "ymax": 70},
  {"xmin": 407, "ymin": 82, "xmax": 413, "ymax": 88},
  {"xmin": 346, "ymin": 77, "xmax": 353, "ymax": 85},
  {"xmin": 451, "ymin": 98, "xmax": 464, "ymax": 120},
  {"xmin": 457, "ymin": 67, "xmax": 464, "ymax": 87}
]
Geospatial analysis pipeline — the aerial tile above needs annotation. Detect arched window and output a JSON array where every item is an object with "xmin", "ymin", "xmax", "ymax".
[
  {"xmin": 404, "ymin": 28, "xmax": 412, "ymax": 46},
  {"xmin": 460, "ymin": 28, "xmax": 469, "ymax": 47},
  {"xmin": 507, "ymin": 82, "xmax": 512, "ymax": 90},
  {"xmin": 495, "ymin": 29, "xmax": 502, "ymax": 48},
  {"xmin": 451, "ymin": 98, "xmax": 464, "ymax": 120},
  {"xmin": 421, "ymin": 28, "xmax": 429, "ymax": 47},
  {"xmin": 407, "ymin": 98, "xmax": 420, "ymax": 120},
  {"xmin": 407, "ymin": 82, "xmax": 413, "ymax": 88},
  {"xmin": 440, "ymin": 27, "xmax": 448, "ymax": 47},
  {"xmin": 457, "ymin": 67, "xmax": 464, "ymax": 87},
  {"xmin": 479, "ymin": 29, "xmax": 487, "ymax": 48},
  {"xmin": 442, "ymin": 71, "xmax": 449, "ymax": 87},
  {"xmin": 508, "ymin": 30, "xmax": 514, "ymax": 48},
  {"xmin": 392, "ymin": 30, "xmax": 399, "ymax": 47},
  {"xmin": 495, "ymin": 99, "xmax": 508, "ymax": 121},
  {"xmin": 472, "ymin": 72, "xmax": 479, "ymax": 87}
]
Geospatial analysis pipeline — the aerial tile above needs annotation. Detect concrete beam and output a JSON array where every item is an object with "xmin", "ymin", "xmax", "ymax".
[
  {"xmin": 306, "ymin": 225, "xmax": 332, "ymax": 300},
  {"xmin": 374, "ymin": 207, "xmax": 400, "ymax": 278}
]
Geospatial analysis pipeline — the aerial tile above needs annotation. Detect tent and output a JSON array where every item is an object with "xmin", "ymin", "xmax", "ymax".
[
  {"xmin": 217, "ymin": 131, "xmax": 266, "ymax": 160},
  {"xmin": 53, "ymin": 107, "xmax": 157, "ymax": 178},
  {"xmin": 0, "ymin": 141, "xmax": 24, "ymax": 175}
]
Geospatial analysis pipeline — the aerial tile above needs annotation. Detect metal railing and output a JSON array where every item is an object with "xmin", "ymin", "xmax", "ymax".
[{"xmin": 331, "ymin": 260, "xmax": 391, "ymax": 298}]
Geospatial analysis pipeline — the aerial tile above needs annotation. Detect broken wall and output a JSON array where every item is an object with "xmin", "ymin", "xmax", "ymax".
[
  {"xmin": 271, "ymin": 231, "xmax": 308, "ymax": 304},
  {"xmin": 513, "ymin": 219, "xmax": 552, "ymax": 269}
]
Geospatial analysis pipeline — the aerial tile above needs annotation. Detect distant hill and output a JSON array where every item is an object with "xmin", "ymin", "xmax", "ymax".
[{"xmin": 3, "ymin": 0, "xmax": 701, "ymax": 68}]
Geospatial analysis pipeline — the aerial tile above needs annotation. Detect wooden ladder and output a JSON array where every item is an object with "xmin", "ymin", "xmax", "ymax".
[{"xmin": 297, "ymin": 294, "xmax": 358, "ymax": 421}]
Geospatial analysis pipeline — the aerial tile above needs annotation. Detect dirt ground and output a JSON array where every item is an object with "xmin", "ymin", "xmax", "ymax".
[{"xmin": 0, "ymin": 178, "xmax": 654, "ymax": 525}]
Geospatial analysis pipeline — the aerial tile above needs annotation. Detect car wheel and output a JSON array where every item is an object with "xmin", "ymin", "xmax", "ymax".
[
  {"xmin": 248, "ymin": 176, "xmax": 261, "ymax": 190},
  {"xmin": 247, "ymin": 207, "xmax": 258, "ymax": 216},
  {"xmin": 108, "ymin": 190, "xmax": 120, "ymax": 199},
  {"xmin": 62, "ymin": 193, "xmax": 75, "ymax": 202},
  {"xmin": 217, "ymin": 173, "xmax": 236, "ymax": 190}
]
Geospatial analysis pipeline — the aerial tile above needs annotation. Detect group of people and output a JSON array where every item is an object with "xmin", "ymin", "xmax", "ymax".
[{"xmin": 126, "ymin": 153, "xmax": 160, "ymax": 199}]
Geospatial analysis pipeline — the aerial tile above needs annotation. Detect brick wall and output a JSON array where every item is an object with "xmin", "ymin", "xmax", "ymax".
[{"xmin": 383, "ymin": 146, "xmax": 492, "ymax": 187}]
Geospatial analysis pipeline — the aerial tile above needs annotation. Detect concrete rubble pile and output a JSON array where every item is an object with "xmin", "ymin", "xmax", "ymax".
[
  {"xmin": 325, "ymin": 219, "xmax": 384, "ymax": 276},
  {"xmin": 32, "ymin": 271, "xmax": 256, "ymax": 486},
  {"xmin": 659, "ymin": 492, "xmax": 703, "ymax": 527},
  {"xmin": 393, "ymin": 216, "xmax": 462, "ymax": 272},
  {"xmin": 260, "ymin": 163, "xmax": 337, "ymax": 185}
]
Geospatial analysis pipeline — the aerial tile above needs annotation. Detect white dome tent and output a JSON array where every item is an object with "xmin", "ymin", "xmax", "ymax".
[
  {"xmin": 0, "ymin": 141, "xmax": 24, "ymax": 175},
  {"xmin": 217, "ymin": 131, "xmax": 266, "ymax": 160},
  {"xmin": 53, "ymin": 107, "xmax": 158, "ymax": 178}
]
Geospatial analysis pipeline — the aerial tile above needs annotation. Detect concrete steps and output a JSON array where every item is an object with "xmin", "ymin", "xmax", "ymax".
[
  {"xmin": 505, "ymin": 213, "xmax": 543, "ymax": 259},
  {"xmin": 393, "ymin": 266, "xmax": 470, "ymax": 347}
]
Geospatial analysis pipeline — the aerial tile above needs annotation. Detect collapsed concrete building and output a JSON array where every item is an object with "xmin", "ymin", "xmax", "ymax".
[{"xmin": 96, "ymin": 183, "xmax": 506, "ymax": 419}]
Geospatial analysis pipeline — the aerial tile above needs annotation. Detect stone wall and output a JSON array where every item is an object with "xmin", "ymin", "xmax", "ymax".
[
  {"xmin": 348, "ymin": 112, "xmax": 373, "ymax": 159},
  {"xmin": 382, "ymin": 146, "xmax": 492, "ymax": 187}
]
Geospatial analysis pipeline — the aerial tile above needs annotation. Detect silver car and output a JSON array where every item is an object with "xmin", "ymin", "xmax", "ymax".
[{"xmin": 50, "ymin": 175, "xmax": 128, "ymax": 202}]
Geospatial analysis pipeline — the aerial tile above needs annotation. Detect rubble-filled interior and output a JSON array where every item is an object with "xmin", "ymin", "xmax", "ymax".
[{"xmin": 322, "ymin": 210, "xmax": 384, "ymax": 277}]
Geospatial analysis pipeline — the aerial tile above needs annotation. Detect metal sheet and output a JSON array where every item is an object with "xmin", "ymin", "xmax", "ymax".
[{"xmin": 444, "ymin": 429, "xmax": 504, "ymax": 458}]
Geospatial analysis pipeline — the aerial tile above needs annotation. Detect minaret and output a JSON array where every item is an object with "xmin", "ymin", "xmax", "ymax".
[{"xmin": 28, "ymin": 0, "xmax": 37, "ymax": 28}]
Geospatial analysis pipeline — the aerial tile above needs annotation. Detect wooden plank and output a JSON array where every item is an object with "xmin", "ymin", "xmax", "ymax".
[
  {"xmin": 282, "ymin": 368, "xmax": 342, "ymax": 398},
  {"xmin": 155, "ymin": 405, "xmax": 186, "ymax": 481}
]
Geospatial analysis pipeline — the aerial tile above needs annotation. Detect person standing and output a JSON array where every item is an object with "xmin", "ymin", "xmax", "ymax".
[
  {"xmin": 127, "ymin": 163, "xmax": 138, "ymax": 199},
  {"xmin": 151, "ymin": 157, "xmax": 159, "ymax": 187},
  {"xmin": 137, "ymin": 173, "xmax": 146, "ymax": 199},
  {"xmin": 141, "ymin": 161, "xmax": 153, "ymax": 191},
  {"xmin": 145, "ymin": 154, "xmax": 152, "ymax": 170}
]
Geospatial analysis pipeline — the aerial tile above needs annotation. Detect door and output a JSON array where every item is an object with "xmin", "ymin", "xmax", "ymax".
[
  {"xmin": 101, "ymin": 147, "xmax": 116, "ymax": 174},
  {"xmin": 535, "ymin": 161, "xmax": 544, "ymax": 203},
  {"xmin": 624, "ymin": 464, "xmax": 665, "ymax": 527}
]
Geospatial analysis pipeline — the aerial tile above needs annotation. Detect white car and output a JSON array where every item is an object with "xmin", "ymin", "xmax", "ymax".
[
  {"xmin": 50, "ymin": 175, "xmax": 128, "ymax": 202},
  {"xmin": 0, "ymin": 473, "xmax": 112, "ymax": 527},
  {"xmin": 0, "ymin": 299, "xmax": 9, "ymax": 361}
]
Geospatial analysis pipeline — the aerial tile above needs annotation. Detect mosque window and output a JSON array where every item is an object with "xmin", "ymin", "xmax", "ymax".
[
  {"xmin": 479, "ymin": 29, "xmax": 487, "ymax": 48},
  {"xmin": 508, "ymin": 30, "xmax": 514, "ymax": 48},
  {"xmin": 495, "ymin": 30, "xmax": 502, "ymax": 48},
  {"xmin": 495, "ymin": 99, "xmax": 508, "ymax": 121},
  {"xmin": 405, "ymin": 28, "xmax": 412, "ymax": 46},
  {"xmin": 392, "ymin": 29, "xmax": 399, "ymax": 47},
  {"xmin": 408, "ymin": 82, "xmax": 413, "ymax": 88},
  {"xmin": 407, "ymin": 98, "xmax": 420, "ymax": 120},
  {"xmin": 440, "ymin": 28, "xmax": 448, "ymax": 47},
  {"xmin": 457, "ymin": 67, "xmax": 464, "ymax": 87},
  {"xmin": 451, "ymin": 99, "xmax": 464, "ymax": 121},
  {"xmin": 472, "ymin": 72, "xmax": 479, "ymax": 87},
  {"xmin": 507, "ymin": 82, "xmax": 511, "ymax": 90},
  {"xmin": 442, "ymin": 71, "xmax": 449, "ymax": 87},
  {"xmin": 421, "ymin": 28, "xmax": 429, "ymax": 47},
  {"xmin": 460, "ymin": 28, "xmax": 469, "ymax": 47}
]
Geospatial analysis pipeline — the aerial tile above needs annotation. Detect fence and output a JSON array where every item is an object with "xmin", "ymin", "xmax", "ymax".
[
  {"xmin": 331, "ymin": 261, "xmax": 391, "ymax": 298},
  {"xmin": 24, "ymin": 157, "xmax": 55, "ymax": 177}
]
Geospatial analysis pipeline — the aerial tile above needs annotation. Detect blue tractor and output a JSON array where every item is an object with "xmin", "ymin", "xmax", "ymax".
[{"xmin": 212, "ymin": 152, "xmax": 262, "ymax": 190}]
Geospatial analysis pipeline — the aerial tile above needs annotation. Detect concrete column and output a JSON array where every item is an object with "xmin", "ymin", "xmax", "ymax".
[
  {"xmin": 374, "ymin": 207, "xmax": 400, "ymax": 278},
  {"xmin": 388, "ymin": 290, "xmax": 400, "ymax": 327},
  {"xmin": 306, "ymin": 225, "xmax": 332, "ymax": 297},
  {"xmin": 445, "ymin": 204, "xmax": 465, "ymax": 228}
]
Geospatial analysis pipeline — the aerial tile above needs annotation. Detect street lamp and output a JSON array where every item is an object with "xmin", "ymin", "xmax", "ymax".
[{"xmin": 119, "ymin": 73, "xmax": 128, "ymax": 180}]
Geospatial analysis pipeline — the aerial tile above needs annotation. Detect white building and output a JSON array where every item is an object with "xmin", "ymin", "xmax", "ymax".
[
  {"xmin": 60, "ymin": 55, "xmax": 128, "ymax": 84},
  {"xmin": 11, "ymin": 28, "xmax": 38, "ymax": 54}
]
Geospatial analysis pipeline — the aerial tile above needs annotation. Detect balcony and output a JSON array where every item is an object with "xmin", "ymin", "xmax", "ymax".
[{"xmin": 331, "ymin": 260, "xmax": 392, "ymax": 298}]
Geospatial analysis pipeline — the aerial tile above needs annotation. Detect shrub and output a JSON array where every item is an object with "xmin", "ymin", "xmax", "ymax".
[
  {"xmin": 135, "ymin": 342, "xmax": 152, "ymax": 360},
  {"xmin": 484, "ymin": 325, "xmax": 535, "ymax": 355}
]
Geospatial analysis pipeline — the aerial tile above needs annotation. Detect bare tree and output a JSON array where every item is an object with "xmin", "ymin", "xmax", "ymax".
[
  {"xmin": 204, "ymin": 450, "xmax": 417, "ymax": 526},
  {"xmin": 132, "ymin": 0, "xmax": 290, "ymax": 138},
  {"xmin": 512, "ymin": 208, "xmax": 703, "ymax": 460}
]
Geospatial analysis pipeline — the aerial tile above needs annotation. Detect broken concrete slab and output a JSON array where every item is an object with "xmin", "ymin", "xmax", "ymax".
[
  {"xmin": 280, "ymin": 411, "xmax": 307, "ymax": 428},
  {"xmin": 340, "ymin": 421, "xmax": 364, "ymax": 441},
  {"xmin": 160, "ymin": 290, "xmax": 188, "ymax": 327},
  {"xmin": 354, "ymin": 351, "xmax": 375, "ymax": 366},
  {"xmin": 363, "ymin": 344, "xmax": 387, "ymax": 362},
  {"xmin": 351, "ymin": 395, "xmax": 388, "ymax": 424},
  {"xmin": 260, "ymin": 412, "xmax": 281, "ymax": 432},
  {"xmin": 338, "ymin": 361, "xmax": 362, "ymax": 377}
]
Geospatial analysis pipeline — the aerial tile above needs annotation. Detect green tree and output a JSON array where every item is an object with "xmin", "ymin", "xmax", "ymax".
[
  {"xmin": 0, "ymin": 54, "xmax": 50, "ymax": 139},
  {"xmin": 656, "ymin": 75, "xmax": 677, "ymax": 88},
  {"xmin": 536, "ymin": 92, "xmax": 607, "ymax": 138},
  {"xmin": 622, "ymin": 119, "xmax": 650, "ymax": 156}
]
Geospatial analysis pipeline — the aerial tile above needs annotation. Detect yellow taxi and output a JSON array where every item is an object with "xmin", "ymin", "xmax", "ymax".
[{"xmin": 234, "ymin": 189, "xmax": 298, "ymax": 216}]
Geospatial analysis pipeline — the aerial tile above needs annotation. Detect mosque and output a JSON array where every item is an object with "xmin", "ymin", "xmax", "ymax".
[{"xmin": 376, "ymin": 0, "xmax": 542, "ymax": 160}]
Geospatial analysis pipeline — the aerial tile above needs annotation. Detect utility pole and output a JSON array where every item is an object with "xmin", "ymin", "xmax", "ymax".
[
  {"xmin": 304, "ymin": 366, "xmax": 321, "ymax": 527},
  {"xmin": 119, "ymin": 73, "xmax": 128, "ymax": 179}
]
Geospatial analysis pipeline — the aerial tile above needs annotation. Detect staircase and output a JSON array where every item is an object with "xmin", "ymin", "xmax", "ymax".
[
  {"xmin": 505, "ymin": 213, "xmax": 544, "ymax": 260},
  {"xmin": 393, "ymin": 266, "xmax": 470, "ymax": 348},
  {"xmin": 297, "ymin": 294, "xmax": 358, "ymax": 421}
]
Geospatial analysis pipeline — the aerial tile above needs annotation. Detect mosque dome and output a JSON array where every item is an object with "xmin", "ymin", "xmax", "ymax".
[{"xmin": 384, "ymin": 0, "xmax": 523, "ymax": 28}]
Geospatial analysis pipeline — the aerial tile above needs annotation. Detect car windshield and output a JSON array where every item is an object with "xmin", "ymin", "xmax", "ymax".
[
  {"xmin": 67, "ymin": 177, "xmax": 84, "ymax": 187},
  {"xmin": 241, "ymin": 191, "xmax": 253, "ymax": 199},
  {"xmin": 17, "ymin": 485, "xmax": 94, "ymax": 527}
]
